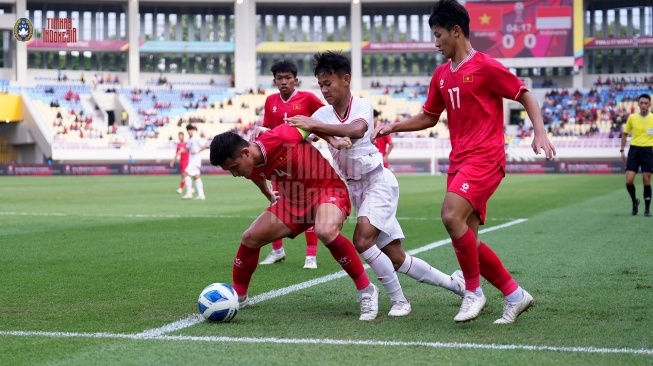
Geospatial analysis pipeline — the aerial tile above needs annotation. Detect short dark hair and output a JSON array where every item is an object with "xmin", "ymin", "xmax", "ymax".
[
  {"xmin": 186, "ymin": 124, "xmax": 197, "ymax": 131},
  {"xmin": 373, "ymin": 109, "xmax": 381, "ymax": 118},
  {"xmin": 209, "ymin": 132, "xmax": 249, "ymax": 166},
  {"xmin": 313, "ymin": 51, "xmax": 351, "ymax": 78},
  {"xmin": 429, "ymin": 0, "xmax": 470, "ymax": 38},
  {"xmin": 638, "ymin": 93, "xmax": 651, "ymax": 102},
  {"xmin": 270, "ymin": 60, "xmax": 298, "ymax": 77}
]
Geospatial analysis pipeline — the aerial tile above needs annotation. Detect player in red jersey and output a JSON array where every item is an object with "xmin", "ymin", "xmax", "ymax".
[
  {"xmin": 258, "ymin": 60, "xmax": 325, "ymax": 269},
  {"xmin": 170, "ymin": 131, "xmax": 190, "ymax": 194},
  {"xmin": 209, "ymin": 124, "xmax": 380, "ymax": 321},
  {"xmin": 372, "ymin": 0, "xmax": 556, "ymax": 324},
  {"xmin": 373, "ymin": 109, "xmax": 393, "ymax": 168}
]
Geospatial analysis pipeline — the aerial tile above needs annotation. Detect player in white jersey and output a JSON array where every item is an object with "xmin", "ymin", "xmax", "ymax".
[
  {"xmin": 287, "ymin": 51, "xmax": 465, "ymax": 319},
  {"xmin": 182, "ymin": 124, "xmax": 207, "ymax": 200}
]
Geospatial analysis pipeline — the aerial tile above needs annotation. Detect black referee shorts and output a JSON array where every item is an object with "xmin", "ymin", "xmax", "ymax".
[{"xmin": 626, "ymin": 145, "xmax": 653, "ymax": 173}]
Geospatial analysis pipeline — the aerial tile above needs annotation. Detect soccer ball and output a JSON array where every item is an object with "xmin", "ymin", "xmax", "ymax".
[{"xmin": 197, "ymin": 283, "xmax": 239, "ymax": 322}]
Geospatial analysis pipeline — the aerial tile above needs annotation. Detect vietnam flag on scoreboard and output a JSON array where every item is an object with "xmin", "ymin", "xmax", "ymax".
[
  {"xmin": 467, "ymin": 7, "xmax": 503, "ymax": 31},
  {"xmin": 536, "ymin": 7, "xmax": 572, "ymax": 30}
]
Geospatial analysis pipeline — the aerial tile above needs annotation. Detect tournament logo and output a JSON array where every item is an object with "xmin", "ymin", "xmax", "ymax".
[{"xmin": 14, "ymin": 18, "xmax": 33, "ymax": 42}]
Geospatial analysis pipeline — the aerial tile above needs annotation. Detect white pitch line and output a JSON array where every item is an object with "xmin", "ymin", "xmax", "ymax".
[
  {"xmin": 0, "ymin": 211, "xmax": 519, "ymax": 222},
  {"xmin": 1, "ymin": 331, "xmax": 652, "ymax": 356},
  {"xmin": 135, "ymin": 219, "xmax": 529, "ymax": 336}
]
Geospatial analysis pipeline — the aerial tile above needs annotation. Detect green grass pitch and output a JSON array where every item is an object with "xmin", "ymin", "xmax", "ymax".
[{"xmin": 0, "ymin": 174, "xmax": 651, "ymax": 365}]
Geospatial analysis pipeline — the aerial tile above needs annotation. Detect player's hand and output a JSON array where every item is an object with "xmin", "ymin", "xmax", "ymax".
[
  {"xmin": 286, "ymin": 116, "xmax": 317, "ymax": 131},
  {"xmin": 333, "ymin": 137, "xmax": 353, "ymax": 150},
  {"xmin": 531, "ymin": 133, "xmax": 556, "ymax": 160},
  {"xmin": 269, "ymin": 190, "xmax": 280, "ymax": 204},
  {"xmin": 621, "ymin": 151, "xmax": 626, "ymax": 162},
  {"xmin": 371, "ymin": 124, "xmax": 392, "ymax": 142},
  {"xmin": 169, "ymin": 161, "xmax": 174, "ymax": 168},
  {"xmin": 383, "ymin": 155, "xmax": 389, "ymax": 165},
  {"xmin": 249, "ymin": 127, "xmax": 269, "ymax": 142}
]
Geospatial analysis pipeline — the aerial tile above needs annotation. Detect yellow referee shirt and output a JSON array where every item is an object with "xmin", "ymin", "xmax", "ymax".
[{"xmin": 625, "ymin": 112, "xmax": 653, "ymax": 147}]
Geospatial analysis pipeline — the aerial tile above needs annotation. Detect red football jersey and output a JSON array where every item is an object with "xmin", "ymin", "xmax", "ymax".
[
  {"xmin": 247, "ymin": 124, "xmax": 345, "ymax": 205},
  {"xmin": 176, "ymin": 142, "xmax": 189, "ymax": 166},
  {"xmin": 375, "ymin": 134, "xmax": 393, "ymax": 156},
  {"xmin": 423, "ymin": 50, "xmax": 527, "ymax": 172},
  {"xmin": 263, "ymin": 90, "xmax": 324, "ymax": 129}
]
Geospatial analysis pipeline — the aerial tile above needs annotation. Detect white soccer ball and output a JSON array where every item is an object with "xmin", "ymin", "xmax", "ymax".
[{"xmin": 197, "ymin": 283, "xmax": 239, "ymax": 322}]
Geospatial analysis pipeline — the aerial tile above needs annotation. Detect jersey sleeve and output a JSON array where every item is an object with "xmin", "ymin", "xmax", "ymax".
[
  {"xmin": 485, "ymin": 58, "xmax": 528, "ymax": 101},
  {"xmin": 262, "ymin": 95, "xmax": 273, "ymax": 128},
  {"xmin": 262, "ymin": 123, "xmax": 309, "ymax": 144},
  {"xmin": 423, "ymin": 68, "xmax": 445, "ymax": 117},
  {"xmin": 309, "ymin": 92, "xmax": 325, "ymax": 113},
  {"xmin": 351, "ymin": 99, "xmax": 373, "ymax": 127}
]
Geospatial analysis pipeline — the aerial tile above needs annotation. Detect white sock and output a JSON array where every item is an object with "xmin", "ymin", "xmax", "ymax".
[
  {"xmin": 398, "ymin": 255, "xmax": 456, "ymax": 291},
  {"xmin": 195, "ymin": 178, "xmax": 204, "ymax": 197},
  {"xmin": 360, "ymin": 246, "xmax": 404, "ymax": 302},
  {"xmin": 184, "ymin": 176, "xmax": 192, "ymax": 194},
  {"xmin": 506, "ymin": 286, "xmax": 524, "ymax": 303}
]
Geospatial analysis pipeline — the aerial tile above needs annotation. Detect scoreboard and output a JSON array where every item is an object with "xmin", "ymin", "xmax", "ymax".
[{"xmin": 466, "ymin": 0, "xmax": 573, "ymax": 58}]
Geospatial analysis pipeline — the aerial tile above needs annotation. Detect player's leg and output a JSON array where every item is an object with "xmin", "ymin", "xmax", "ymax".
[
  {"xmin": 193, "ymin": 173, "xmax": 205, "ymax": 200},
  {"xmin": 233, "ymin": 211, "xmax": 293, "ymax": 306},
  {"xmin": 350, "ymin": 171, "xmax": 408, "ymax": 316},
  {"xmin": 182, "ymin": 167, "xmax": 194, "ymax": 199},
  {"xmin": 383, "ymin": 241, "xmax": 465, "ymax": 297},
  {"xmin": 303, "ymin": 226, "xmax": 318, "ymax": 269},
  {"xmin": 177, "ymin": 173, "xmax": 185, "ymax": 194},
  {"xmin": 260, "ymin": 181, "xmax": 285, "ymax": 264},
  {"xmin": 314, "ymin": 202, "xmax": 377, "ymax": 321},
  {"xmin": 626, "ymin": 150, "xmax": 640, "ymax": 215},
  {"xmin": 441, "ymin": 192, "xmax": 486, "ymax": 322}
]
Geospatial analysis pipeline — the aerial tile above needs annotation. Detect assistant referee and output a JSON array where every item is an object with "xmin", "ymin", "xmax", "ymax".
[{"xmin": 621, "ymin": 93, "xmax": 653, "ymax": 216}]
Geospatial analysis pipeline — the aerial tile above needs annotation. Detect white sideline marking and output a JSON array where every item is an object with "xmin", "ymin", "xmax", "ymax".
[
  {"xmin": 0, "ymin": 211, "xmax": 518, "ymax": 222},
  {"xmin": 1, "ymin": 331, "xmax": 652, "ymax": 355},
  {"xmin": 135, "ymin": 219, "xmax": 529, "ymax": 335}
]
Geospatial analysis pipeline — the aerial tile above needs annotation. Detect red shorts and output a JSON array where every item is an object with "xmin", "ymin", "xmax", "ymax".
[
  {"xmin": 267, "ymin": 186, "xmax": 351, "ymax": 239},
  {"xmin": 180, "ymin": 162, "xmax": 188, "ymax": 173},
  {"xmin": 447, "ymin": 161, "xmax": 504, "ymax": 225}
]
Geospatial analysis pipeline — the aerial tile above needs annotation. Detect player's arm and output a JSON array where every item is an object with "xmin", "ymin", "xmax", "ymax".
[
  {"xmin": 286, "ymin": 115, "xmax": 366, "ymax": 139},
  {"xmin": 386, "ymin": 138, "xmax": 394, "ymax": 157},
  {"xmin": 251, "ymin": 176, "xmax": 277, "ymax": 203},
  {"xmin": 518, "ymin": 91, "xmax": 556, "ymax": 160},
  {"xmin": 371, "ymin": 112, "xmax": 438, "ymax": 141}
]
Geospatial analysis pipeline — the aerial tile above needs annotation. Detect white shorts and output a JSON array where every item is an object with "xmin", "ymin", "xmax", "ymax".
[
  {"xmin": 185, "ymin": 163, "xmax": 201, "ymax": 177},
  {"xmin": 347, "ymin": 166, "xmax": 405, "ymax": 248}
]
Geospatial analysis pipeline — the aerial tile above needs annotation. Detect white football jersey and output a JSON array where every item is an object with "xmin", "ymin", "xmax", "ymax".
[
  {"xmin": 312, "ymin": 96, "xmax": 382, "ymax": 180},
  {"xmin": 186, "ymin": 135, "xmax": 204, "ymax": 167}
]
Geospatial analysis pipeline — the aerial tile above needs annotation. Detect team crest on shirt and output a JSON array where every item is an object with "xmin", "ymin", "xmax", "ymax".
[
  {"xmin": 293, "ymin": 104, "xmax": 302, "ymax": 110},
  {"xmin": 273, "ymin": 106, "xmax": 277, "ymax": 113},
  {"xmin": 439, "ymin": 79, "xmax": 444, "ymax": 88},
  {"xmin": 463, "ymin": 74, "xmax": 474, "ymax": 83},
  {"xmin": 276, "ymin": 153, "xmax": 287, "ymax": 164}
]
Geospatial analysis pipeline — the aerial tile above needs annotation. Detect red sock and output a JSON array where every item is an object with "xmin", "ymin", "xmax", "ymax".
[
  {"xmin": 232, "ymin": 244, "xmax": 260, "ymax": 297},
  {"xmin": 451, "ymin": 228, "xmax": 481, "ymax": 292},
  {"xmin": 325, "ymin": 234, "xmax": 370, "ymax": 290},
  {"xmin": 478, "ymin": 242, "xmax": 518, "ymax": 296},
  {"xmin": 305, "ymin": 227, "xmax": 318, "ymax": 257},
  {"xmin": 179, "ymin": 179, "xmax": 185, "ymax": 189},
  {"xmin": 271, "ymin": 239, "xmax": 283, "ymax": 251}
]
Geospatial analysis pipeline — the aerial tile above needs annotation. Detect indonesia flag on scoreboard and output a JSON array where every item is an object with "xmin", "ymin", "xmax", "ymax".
[{"xmin": 536, "ymin": 7, "xmax": 572, "ymax": 30}]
